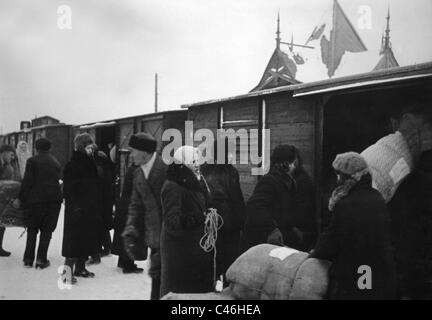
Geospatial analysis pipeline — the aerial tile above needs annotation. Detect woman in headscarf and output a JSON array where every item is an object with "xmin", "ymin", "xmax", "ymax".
[
  {"xmin": 311, "ymin": 152, "xmax": 396, "ymax": 300},
  {"xmin": 200, "ymin": 139, "xmax": 245, "ymax": 284},
  {"xmin": 160, "ymin": 145, "xmax": 214, "ymax": 296},
  {"xmin": 16, "ymin": 141, "xmax": 32, "ymax": 180},
  {"xmin": 61, "ymin": 134, "xmax": 102, "ymax": 284}
]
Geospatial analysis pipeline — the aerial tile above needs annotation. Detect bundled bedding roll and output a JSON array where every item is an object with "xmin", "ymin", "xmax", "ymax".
[
  {"xmin": 226, "ymin": 244, "xmax": 331, "ymax": 300},
  {"xmin": 361, "ymin": 131, "xmax": 414, "ymax": 203}
]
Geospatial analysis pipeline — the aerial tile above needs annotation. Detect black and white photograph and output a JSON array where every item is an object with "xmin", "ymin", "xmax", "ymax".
[{"xmin": 1, "ymin": 0, "xmax": 432, "ymax": 304}]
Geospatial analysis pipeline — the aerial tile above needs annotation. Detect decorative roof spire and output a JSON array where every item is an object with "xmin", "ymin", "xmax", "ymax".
[
  {"xmin": 383, "ymin": 6, "xmax": 391, "ymax": 51},
  {"xmin": 276, "ymin": 11, "xmax": 281, "ymax": 50}
]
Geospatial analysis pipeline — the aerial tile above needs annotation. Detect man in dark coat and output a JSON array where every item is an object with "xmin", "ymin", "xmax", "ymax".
[
  {"xmin": 201, "ymin": 139, "xmax": 245, "ymax": 284},
  {"xmin": 0, "ymin": 144, "xmax": 21, "ymax": 257},
  {"xmin": 111, "ymin": 163, "xmax": 144, "ymax": 273},
  {"xmin": 18, "ymin": 138, "xmax": 62, "ymax": 269},
  {"xmin": 62, "ymin": 133, "xmax": 102, "ymax": 283},
  {"xmin": 311, "ymin": 152, "xmax": 396, "ymax": 300},
  {"xmin": 241, "ymin": 145, "xmax": 316, "ymax": 252},
  {"xmin": 122, "ymin": 133, "xmax": 167, "ymax": 299},
  {"xmin": 160, "ymin": 146, "xmax": 213, "ymax": 297}
]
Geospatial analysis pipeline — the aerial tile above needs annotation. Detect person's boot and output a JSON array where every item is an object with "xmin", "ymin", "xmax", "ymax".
[
  {"xmin": 35, "ymin": 259, "xmax": 51, "ymax": 269},
  {"xmin": 122, "ymin": 264, "xmax": 144, "ymax": 274},
  {"xmin": 63, "ymin": 258, "xmax": 77, "ymax": 285},
  {"xmin": 75, "ymin": 258, "xmax": 95, "ymax": 278},
  {"xmin": 0, "ymin": 227, "xmax": 11, "ymax": 257}
]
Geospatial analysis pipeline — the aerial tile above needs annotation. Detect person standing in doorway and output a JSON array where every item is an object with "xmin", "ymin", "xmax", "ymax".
[{"xmin": 18, "ymin": 138, "xmax": 62, "ymax": 269}]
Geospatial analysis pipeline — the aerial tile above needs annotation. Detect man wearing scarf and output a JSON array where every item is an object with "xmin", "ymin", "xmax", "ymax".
[
  {"xmin": 311, "ymin": 152, "xmax": 396, "ymax": 300},
  {"xmin": 122, "ymin": 133, "xmax": 167, "ymax": 299}
]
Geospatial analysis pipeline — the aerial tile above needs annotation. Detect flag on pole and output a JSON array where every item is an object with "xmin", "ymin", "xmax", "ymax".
[{"xmin": 320, "ymin": 0, "xmax": 367, "ymax": 77}]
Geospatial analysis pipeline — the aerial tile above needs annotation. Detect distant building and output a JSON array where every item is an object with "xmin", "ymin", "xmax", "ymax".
[
  {"xmin": 251, "ymin": 13, "xmax": 301, "ymax": 92},
  {"xmin": 31, "ymin": 116, "xmax": 60, "ymax": 128},
  {"xmin": 373, "ymin": 8, "xmax": 399, "ymax": 71}
]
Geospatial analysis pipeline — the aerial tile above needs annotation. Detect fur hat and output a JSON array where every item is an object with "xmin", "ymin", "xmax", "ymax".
[
  {"xmin": 271, "ymin": 145, "xmax": 297, "ymax": 164},
  {"xmin": 35, "ymin": 138, "xmax": 51, "ymax": 151},
  {"xmin": 332, "ymin": 152, "xmax": 369, "ymax": 176},
  {"xmin": 0, "ymin": 144, "xmax": 15, "ymax": 154},
  {"xmin": 129, "ymin": 133, "xmax": 157, "ymax": 153},
  {"xmin": 74, "ymin": 133, "xmax": 94, "ymax": 151}
]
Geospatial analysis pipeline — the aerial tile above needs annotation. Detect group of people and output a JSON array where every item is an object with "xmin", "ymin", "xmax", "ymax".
[
  {"xmin": 0, "ymin": 136, "xmax": 115, "ymax": 276},
  {"xmin": 1, "ymin": 129, "xmax": 431, "ymax": 300}
]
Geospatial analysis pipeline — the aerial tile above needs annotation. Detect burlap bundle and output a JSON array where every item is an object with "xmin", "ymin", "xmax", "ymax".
[
  {"xmin": 226, "ymin": 244, "xmax": 331, "ymax": 300},
  {"xmin": 361, "ymin": 131, "xmax": 413, "ymax": 203}
]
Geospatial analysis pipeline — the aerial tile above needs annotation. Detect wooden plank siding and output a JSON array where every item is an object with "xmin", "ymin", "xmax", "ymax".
[{"xmin": 265, "ymin": 92, "xmax": 316, "ymax": 182}]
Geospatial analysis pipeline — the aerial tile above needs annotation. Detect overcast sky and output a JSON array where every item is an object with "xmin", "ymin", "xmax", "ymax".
[{"xmin": 1, "ymin": 0, "xmax": 431, "ymax": 133}]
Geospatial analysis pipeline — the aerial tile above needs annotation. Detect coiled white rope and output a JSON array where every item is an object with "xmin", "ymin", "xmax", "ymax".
[{"xmin": 200, "ymin": 207, "xmax": 224, "ymax": 291}]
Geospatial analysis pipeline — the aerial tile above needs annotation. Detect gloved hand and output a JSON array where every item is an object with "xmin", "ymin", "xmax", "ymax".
[{"xmin": 267, "ymin": 228, "xmax": 284, "ymax": 246}]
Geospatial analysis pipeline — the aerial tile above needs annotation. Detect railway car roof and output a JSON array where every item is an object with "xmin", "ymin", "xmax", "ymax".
[{"xmin": 181, "ymin": 62, "xmax": 432, "ymax": 108}]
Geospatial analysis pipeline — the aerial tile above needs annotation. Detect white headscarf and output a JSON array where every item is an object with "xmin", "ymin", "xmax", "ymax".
[
  {"xmin": 16, "ymin": 141, "xmax": 32, "ymax": 179},
  {"xmin": 173, "ymin": 145, "xmax": 201, "ymax": 179}
]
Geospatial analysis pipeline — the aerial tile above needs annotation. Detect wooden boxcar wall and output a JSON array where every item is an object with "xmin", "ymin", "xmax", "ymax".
[
  {"xmin": 33, "ymin": 126, "xmax": 72, "ymax": 170},
  {"xmin": 188, "ymin": 91, "xmax": 318, "ymax": 201}
]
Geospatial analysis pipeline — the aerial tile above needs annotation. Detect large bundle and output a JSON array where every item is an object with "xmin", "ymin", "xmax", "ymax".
[
  {"xmin": 161, "ymin": 288, "xmax": 236, "ymax": 300},
  {"xmin": 0, "ymin": 180, "xmax": 26, "ymax": 228},
  {"xmin": 289, "ymin": 258, "xmax": 331, "ymax": 300},
  {"xmin": 361, "ymin": 132, "xmax": 413, "ymax": 203},
  {"xmin": 226, "ymin": 244, "xmax": 309, "ymax": 300}
]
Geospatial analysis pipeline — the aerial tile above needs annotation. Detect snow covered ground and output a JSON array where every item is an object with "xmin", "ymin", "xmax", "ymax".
[{"xmin": 0, "ymin": 205, "xmax": 151, "ymax": 300}]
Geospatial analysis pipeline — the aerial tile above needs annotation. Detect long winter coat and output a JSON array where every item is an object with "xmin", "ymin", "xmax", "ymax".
[
  {"xmin": 124, "ymin": 155, "xmax": 167, "ymax": 273},
  {"xmin": 18, "ymin": 151, "xmax": 62, "ymax": 205},
  {"xmin": 61, "ymin": 151, "xmax": 102, "ymax": 258},
  {"xmin": 201, "ymin": 164, "xmax": 245, "ymax": 279},
  {"xmin": 160, "ymin": 163, "xmax": 213, "ymax": 296},
  {"xmin": 94, "ymin": 151, "xmax": 115, "ymax": 231},
  {"xmin": 311, "ymin": 174, "xmax": 396, "ymax": 300},
  {"xmin": 241, "ymin": 166, "xmax": 315, "ymax": 252},
  {"xmin": 112, "ymin": 164, "xmax": 138, "ymax": 257}
]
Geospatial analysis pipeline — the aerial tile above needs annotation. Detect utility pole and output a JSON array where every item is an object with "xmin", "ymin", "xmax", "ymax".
[{"xmin": 155, "ymin": 73, "xmax": 158, "ymax": 113}]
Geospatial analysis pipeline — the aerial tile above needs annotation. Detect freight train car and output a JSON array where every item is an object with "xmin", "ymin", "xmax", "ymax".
[
  {"xmin": 74, "ymin": 109, "xmax": 188, "ymax": 197},
  {"xmin": 183, "ymin": 62, "xmax": 432, "ymax": 232}
]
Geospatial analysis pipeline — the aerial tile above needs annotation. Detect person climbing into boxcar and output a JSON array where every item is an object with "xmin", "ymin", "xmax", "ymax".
[
  {"xmin": 111, "ymin": 160, "xmax": 143, "ymax": 274},
  {"xmin": 160, "ymin": 146, "xmax": 213, "ymax": 297},
  {"xmin": 311, "ymin": 152, "xmax": 396, "ymax": 300},
  {"xmin": 0, "ymin": 144, "xmax": 21, "ymax": 257},
  {"xmin": 122, "ymin": 133, "xmax": 167, "ymax": 299},
  {"xmin": 201, "ymin": 139, "xmax": 245, "ymax": 285},
  {"xmin": 241, "ymin": 144, "xmax": 316, "ymax": 252},
  {"xmin": 18, "ymin": 138, "xmax": 62, "ymax": 269},
  {"xmin": 87, "ymin": 144, "xmax": 115, "ymax": 265},
  {"xmin": 388, "ymin": 150, "xmax": 432, "ymax": 299},
  {"xmin": 61, "ymin": 134, "xmax": 102, "ymax": 284}
]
